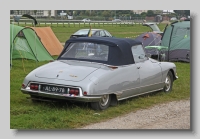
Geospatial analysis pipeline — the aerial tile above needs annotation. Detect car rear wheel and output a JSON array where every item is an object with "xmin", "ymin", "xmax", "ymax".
[
  {"xmin": 163, "ymin": 71, "xmax": 173, "ymax": 93},
  {"xmin": 90, "ymin": 94, "xmax": 111, "ymax": 110}
]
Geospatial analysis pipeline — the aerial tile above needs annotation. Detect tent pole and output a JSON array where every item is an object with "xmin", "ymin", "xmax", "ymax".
[
  {"xmin": 33, "ymin": 24, "xmax": 38, "ymax": 67},
  {"xmin": 21, "ymin": 14, "xmax": 38, "ymax": 66},
  {"xmin": 168, "ymin": 25, "xmax": 175, "ymax": 62},
  {"xmin": 148, "ymin": 36, "xmax": 158, "ymax": 46},
  {"xmin": 10, "ymin": 20, "xmax": 15, "ymax": 70},
  {"xmin": 148, "ymin": 33, "xmax": 161, "ymax": 46}
]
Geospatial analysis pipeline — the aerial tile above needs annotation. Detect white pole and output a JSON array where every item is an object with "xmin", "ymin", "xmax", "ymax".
[{"xmin": 33, "ymin": 20, "xmax": 38, "ymax": 66}]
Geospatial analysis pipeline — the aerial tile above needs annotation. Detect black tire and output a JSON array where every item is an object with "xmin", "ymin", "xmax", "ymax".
[
  {"xmin": 90, "ymin": 94, "xmax": 111, "ymax": 110},
  {"xmin": 163, "ymin": 71, "xmax": 173, "ymax": 93}
]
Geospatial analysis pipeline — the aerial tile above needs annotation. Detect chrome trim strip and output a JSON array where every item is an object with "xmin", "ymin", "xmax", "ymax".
[
  {"xmin": 21, "ymin": 88, "xmax": 101, "ymax": 102},
  {"xmin": 22, "ymin": 81, "xmax": 165, "ymax": 103},
  {"xmin": 117, "ymin": 88, "xmax": 163, "ymax": 101},
  {"xmin": 25, "ymin": 81, "xmax": 84, "ymax": 96},
  {"xmin": 88, "ymin": 82, "xmax": 164, "ymax": 97},
  {"xmin": 139, "ymin": 82, "xmax": 164, "ymax": 89},
  {"xmin": 113, "ymin": 81, "xmax": 164, "ymax": 93}
]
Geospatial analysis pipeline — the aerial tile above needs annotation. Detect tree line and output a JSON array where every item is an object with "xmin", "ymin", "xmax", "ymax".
[
  {"xmin": 10, "ymin": 10, "xmax": 190, "ymax": 18},
  {"xmin": 47, "ymin": 10, "xmax": 190, "ymax": 18}
]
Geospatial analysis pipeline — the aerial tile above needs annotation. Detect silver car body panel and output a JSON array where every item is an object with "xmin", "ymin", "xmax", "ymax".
[{"xmin": 21, "ymin": 58, "xmax": 177, "ymax": 102}]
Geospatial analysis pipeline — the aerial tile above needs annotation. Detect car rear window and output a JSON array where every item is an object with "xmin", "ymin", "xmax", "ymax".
[{"xmin": 60, "ymin": 42, "xmax": 109, "ymax": 61}]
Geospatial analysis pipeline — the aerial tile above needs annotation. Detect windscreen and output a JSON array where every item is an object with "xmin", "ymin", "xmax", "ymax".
[
  {"xmin": 74, "ymin": 30, "xmax": 95, "ymax": 35},
  {"xmin": 149, "ymin": 24, "xmax": 161, "ymax": 32}
]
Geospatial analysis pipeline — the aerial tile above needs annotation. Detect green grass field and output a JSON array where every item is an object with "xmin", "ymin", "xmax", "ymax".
[
  {"xmin": 51, "ymin": 23, "xmax": 167, "ymax": 42},
  {"xmin": 10, "ymin": 24, "xmax": 190, "ymax": 129},
  {"xmin": 18, "ymin": 22, "xmax": 167, "ymax": 42}
]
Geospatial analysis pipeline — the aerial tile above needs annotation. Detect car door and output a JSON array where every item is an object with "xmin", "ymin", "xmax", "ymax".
[
  {"xmin": 131, "ymin": 45, "xmax": 163, "ymax": 94},
  {"xmin": 117, "ymin": 64, "xmax": 140, "ymax": 100}
]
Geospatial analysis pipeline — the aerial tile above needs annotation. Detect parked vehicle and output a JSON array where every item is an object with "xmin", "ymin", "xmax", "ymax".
[
  {"xmin": 142, "ymin": 22, "xmax": 163, "ymax": 36},
  {"xmin": 70, "ymin": 29, "xmax": 113, "ymax": 38},
  {"xmin": 180, "ymin": 17, "xmax": 187, "ymax": 21},
  {"xmin": 170, "ymin": 17, "xmax": 177, "ymax": 21},
  {"xmin": 112, "ymin": 19, "xmax": 122, "ymax": 22},
  {"xmin": 21, "ymin": 37, "xmax": 178, "ymax": 110},
  {"xmin": 82, "ymin": 18, "xmax": 91, "ymax": 22}
]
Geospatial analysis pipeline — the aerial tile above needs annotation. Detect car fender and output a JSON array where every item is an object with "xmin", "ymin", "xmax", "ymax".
[{"xmin": 158, "ymin": 62, "xmax": 177, "ymax": 82}]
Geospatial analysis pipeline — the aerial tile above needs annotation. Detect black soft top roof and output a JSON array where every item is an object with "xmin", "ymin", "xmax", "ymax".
[{"xmin": 59, "ymin": 37, "xmax": 142, "ymax": 66}]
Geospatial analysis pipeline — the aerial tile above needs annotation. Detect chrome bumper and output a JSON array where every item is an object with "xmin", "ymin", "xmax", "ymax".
[{"xmin": 21, "ymin": 88, "xmax": 101, "ymax": 102}]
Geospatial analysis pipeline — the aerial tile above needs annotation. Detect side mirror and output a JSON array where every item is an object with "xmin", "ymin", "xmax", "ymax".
[{"xmin": 139, "ymin": 55, "xmax": 145, "ymax": 59}]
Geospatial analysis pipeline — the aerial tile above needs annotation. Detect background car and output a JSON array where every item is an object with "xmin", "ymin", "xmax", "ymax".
[
  {"xmin": 82, "ymin": 18, "xmax": 91, "ymax": 22},
  {"xmin": 112, "ymin": 19, "xmax": 122, "ymax": 22},
  {"xmin": 170, "ymin": 17, "xmax": 177, "ymax": 21},
  {"xmin": 180, "ymin": 17, "xmax": 187, "ymax": 21},
  {"xmin": 21, "ymin": 37, "xmax": 178, "ymax": 110},
  {"xmin": 70, "ymin": 29, "xmax": 113, "ymax": 38},
  {"xmin": 142, "ymin": 22, "xmax": 163, "ymax": 35}
]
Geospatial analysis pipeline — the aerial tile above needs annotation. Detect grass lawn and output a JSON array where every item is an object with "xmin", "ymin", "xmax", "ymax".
[
  {"xmin": 19, "ymin": 23, "xmax": 167, "ymax": 42},
  {"xmin": 10, "ymin": 23, "xmax": 190, "ymax": 129}
]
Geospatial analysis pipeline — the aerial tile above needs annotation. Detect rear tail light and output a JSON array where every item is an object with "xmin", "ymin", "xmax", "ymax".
[
  {"xmin": 69, "ymin": 88, "xmax": 79, "ymax": 95},
  {"xmin": 30, "ymin": 83, "xmax": 39, "ymax": 90}
]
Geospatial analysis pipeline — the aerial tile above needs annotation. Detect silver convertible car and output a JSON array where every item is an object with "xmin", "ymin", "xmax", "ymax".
[{"xmin": 21, "ymin": 37, "xmax": 178, "ymax": 110}]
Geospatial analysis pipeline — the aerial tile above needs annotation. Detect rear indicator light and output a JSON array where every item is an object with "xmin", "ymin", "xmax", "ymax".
[
  {"xmin": 30, "ymin": 84, "xmax": 39, "ymax": 90},
  {"xmin": 22, "ymin": 84, "xmax": 26, "ymax": 88},
  {"xmin": 83, "ymin": 91, "xmax": 87, "ymax": 96},
  {"xmin": 69, "ymin": 88, "xmax": 79, "ymax": 95}
]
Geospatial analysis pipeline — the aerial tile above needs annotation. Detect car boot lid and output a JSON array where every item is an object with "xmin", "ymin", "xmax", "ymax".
[{"xmin": 35, "ymin": 61, "xmax": 100, "ymax": 82}]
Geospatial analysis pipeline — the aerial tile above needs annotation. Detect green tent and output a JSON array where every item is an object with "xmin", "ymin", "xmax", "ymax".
[
  {"xmin": 161, "ymin": 20, "xmax": 190, "ymax": 62},
  {"xmin": 10, "ymin": 24, "xmax": 54, "ymax": 62}
]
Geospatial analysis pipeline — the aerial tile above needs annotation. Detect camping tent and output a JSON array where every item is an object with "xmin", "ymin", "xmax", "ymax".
[
  {"xmin": 161, "ymin": 20, "xmax": 190, "ymax": 62},
  {"xmin": 135, "ymin": 32, "xmax": 162, "ymax": 55},
  {"xmin": 10, "ymin": 24, "xmax": 54, "ymax": 62},
  {"xmin": 31, "ymin": 27, "xmax": 63, "ymax": 56},
  {"xmin": 135, "ymin": 32, "xmax": 162, "ymax": 46}
]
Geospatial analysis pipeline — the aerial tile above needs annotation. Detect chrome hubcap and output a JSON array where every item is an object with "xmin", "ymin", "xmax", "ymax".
[
  {"xmin": 100, "ymin": 94, "xmax": 109, "ymax": 107},
  {"xmin": 165, "ymin": 75, "xmax": 171, "ymax": 91}
]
